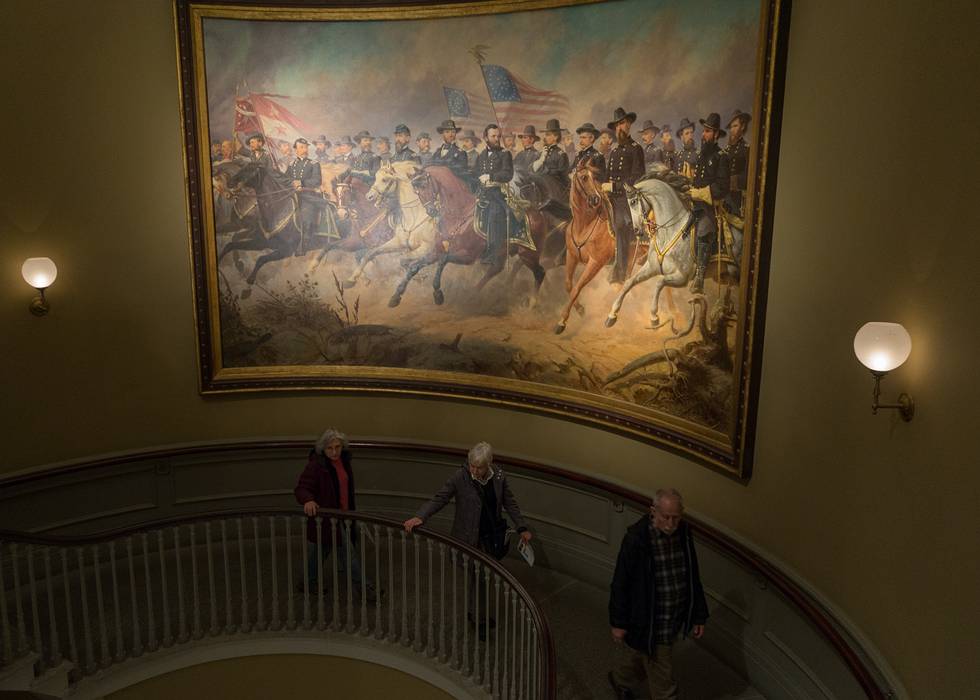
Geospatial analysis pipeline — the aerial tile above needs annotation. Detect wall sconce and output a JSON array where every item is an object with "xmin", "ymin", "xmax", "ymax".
[
  {"xmin": 853, "ymin": 322, "xmax": 914, "ymax": 421},
  {"xmin": 21, "ymin": 257, "xmax": 58, "ymax": 316}
]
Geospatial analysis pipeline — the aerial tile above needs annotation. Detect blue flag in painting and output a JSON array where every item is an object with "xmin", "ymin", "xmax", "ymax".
[
  {"xmin": 481, "ymin": 65, "xmax": 522, "ymax": 102},
  {"xmin": 444, "ymin": 87, "xmax": 472, "ymax": 118}
]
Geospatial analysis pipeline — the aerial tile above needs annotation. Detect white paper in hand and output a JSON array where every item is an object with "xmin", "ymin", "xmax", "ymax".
[{"xmin": 517, "ymin": 539, "xmax": 535, "ymax": 567}]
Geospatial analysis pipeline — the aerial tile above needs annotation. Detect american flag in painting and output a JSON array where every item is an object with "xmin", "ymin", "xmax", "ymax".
[
  {"xmin": 443, "ymin": 86, "xmax": 497, "ymax": 135},
  {"xmin": 479, "ymin": 64, "xmax": 570, "ymax": 134}
]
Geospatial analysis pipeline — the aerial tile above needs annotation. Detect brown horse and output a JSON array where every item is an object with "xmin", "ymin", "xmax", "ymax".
[
  {"xmin": 554, "ymin": 164, "xmax": 618, "ymax": 334},
  {"xmin": 390, "ymin": 165, "xmax": 551, "ymax": 308},
  {"xmin": 311, "ymin": 163, "xmax": 394, "ymax": 271}
]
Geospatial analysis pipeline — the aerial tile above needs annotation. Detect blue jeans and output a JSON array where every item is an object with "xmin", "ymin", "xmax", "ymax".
[{"xmin": 306, "ymin": 533, "xmax": 363, "ymax": 588}]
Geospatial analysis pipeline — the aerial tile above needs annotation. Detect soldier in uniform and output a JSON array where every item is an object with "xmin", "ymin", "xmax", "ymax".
[
  {"xmin": 722, "ymin": 109, "xmax": 751, "ymax": 275},
  {"xmin": 639, "ymin": 120, "xmax": 663, "ymax": 166},
  {"xmin": 596, "ymin": 128, "xmax": 615, "ymax": 166},
  {"xmin": 391, "ymin": 124, "xmax": 420, "ymax": 164},
  {"xmin": 600, "ymin": 107, "xmax": 645, "ymax": 284},
  {"xmin": 562, "ymin": 128, "xmax": 577, "ymax": 162},
  {"xmin": 659, "ymin": 124, "xmax": 677, "ymax": 171},
  {"xmin": 502, "ymin": 132, "xmax": 518, "ymax": 156},
  {"xmin": 313, "ymin": 135, "xmax": 332, "ymax": 163},
  {"xmin": 350, "ymin": 130, "xmax": 380, "ymax": 183},
  {"xmin": 334, "ymin": 136, "xmax": 356, "ymax": 168},
  {"xmin": 376, "ymin": 137, "xmax": 392, "ymax": 167},
  {"xmin": 210, "ymin": 140, "xmax": 222, "ymax": 164},
  {"xmin": 570, "ymin": 122, "xmax": 606, "ymax": 179},
  {"xmin": 675, "ymin": 117, "xmax": 698, "ymax": 179},
  {"xmin": 285, "ymin": 138, "xmax": 326, "ymax": 255},
  {"xmin": 459, "ymin": 129, "xmax": 482, "ymax": 171},
  {"xmin": 688, "ymin": 113, "xmax": 731, "ymax": 294},
  {"xmin": 416, "ymin": 132, "xmax": 433, "ymax": 167},
  {"xmin": 513, "ymin": 125, "xmax": 541, "ymax": 175},
  {"xmin": 277, "ymin": 141, "xmax": 295, "ymax": 174},
  {"xmin": 532, "ymin": 118, "xmax": 571, "ymax": 218},
  {"xmin": 473, "ymin": 124, "xmax": 515, "ymax": 264},
  {"xmin": 430, "ymin": 119, "xmax": 469, "ymax": 182},
  {"xmin": 243, "ymin": 133, "xmax": 273, "ymax": 170}
]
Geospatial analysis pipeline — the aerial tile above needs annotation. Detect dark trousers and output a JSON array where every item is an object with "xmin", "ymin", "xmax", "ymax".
[
  {"xmin": 610, "ymin": 194, "xmax": 635, "ymax": 282},
  {"xmin": 693, "ymin": 205, "xmax": 717, "ymax": 269}
]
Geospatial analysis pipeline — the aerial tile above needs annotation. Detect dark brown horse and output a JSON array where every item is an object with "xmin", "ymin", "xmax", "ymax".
[{"xmin": 389, "ymin": 165, "xmax": 551, "ymax": 307}]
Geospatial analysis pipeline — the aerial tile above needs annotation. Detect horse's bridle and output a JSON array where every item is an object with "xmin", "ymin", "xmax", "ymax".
[
  {"xmin": 410, "ymin": 170, "xmax": 442, "ymax": 218},
  {"xmin": 568, "ymin": 168, "xmax": 607, "ymax": 254}
]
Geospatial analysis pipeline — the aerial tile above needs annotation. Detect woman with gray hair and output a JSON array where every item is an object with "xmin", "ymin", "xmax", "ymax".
[{"xmin": 294, "ymin": 427, "xmax": 379, "ymax": 601}]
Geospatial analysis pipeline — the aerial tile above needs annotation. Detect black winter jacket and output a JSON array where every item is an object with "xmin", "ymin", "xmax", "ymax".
[{"xmin": 608, "ymin": 516, "xmax": 709, "ymax": 654}]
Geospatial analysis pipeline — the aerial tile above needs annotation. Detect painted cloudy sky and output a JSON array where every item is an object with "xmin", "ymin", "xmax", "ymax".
[{"xmin": 203, "ymin": 0, "xmax": 760, "ymax": 142}]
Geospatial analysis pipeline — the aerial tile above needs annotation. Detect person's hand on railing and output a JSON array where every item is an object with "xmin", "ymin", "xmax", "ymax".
[
  {"xmin": 403, "ymin": 516, "xmax": 423, "ymax": 532},
  {"xmin": 611, "ymin": 627, "xmax": 627, "ymax": 644},
  {"xmin": 303, "ymin": 500, "xmax": 319, "ymax": 517}
]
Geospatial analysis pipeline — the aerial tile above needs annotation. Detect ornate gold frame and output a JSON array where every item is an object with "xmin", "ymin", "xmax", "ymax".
[{"xmin": 174, "ymin": 0, "xmax": 791, "ymax": 480}]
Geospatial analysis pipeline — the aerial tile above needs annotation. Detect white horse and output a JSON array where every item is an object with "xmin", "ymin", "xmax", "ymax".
[
  {"xmin": 343, "ymin": 161, "xmax": 437, "ymax": 289},
  {"xmin": 604, "ymin": 177, "xmax": 695, "ymax": 330}
]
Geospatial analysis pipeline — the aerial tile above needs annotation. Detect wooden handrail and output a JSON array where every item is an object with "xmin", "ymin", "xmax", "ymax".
[{"xmin": 0, "ymin": 438, "xmax": 883, "ymax": 698}]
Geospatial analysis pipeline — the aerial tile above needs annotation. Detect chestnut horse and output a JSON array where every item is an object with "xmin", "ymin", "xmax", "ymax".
[
  {"xmin": 553, "ymin": 164, "xmax": 618, "ymax": 334},
  {"xmin": 392, "ymin": 165, "xmax": 550, "ymax": 308}
]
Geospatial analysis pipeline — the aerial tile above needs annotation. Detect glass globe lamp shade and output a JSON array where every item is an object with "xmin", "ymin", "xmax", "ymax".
[
  {"xmin": 21, "ymin": 257, "xmax": 58, "ymax": 289},
  {"xmin": 853, "ymin": 322, "xmax": 911, "ymax": 373}
]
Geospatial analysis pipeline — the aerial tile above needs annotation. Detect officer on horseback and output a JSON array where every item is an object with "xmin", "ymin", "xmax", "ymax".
[
  {"xmin": 285, "ymin": 138, "xmax": 326, "ymax": 255},
  {"xmin": 570, "ymin": 122, "xmax": 606, "ymax": 179},
  {"xmin": 600, "ymin": 107, "xmax": 645, "ymax": 284},
  {"xmin": 391, "ymin": 124, "xmax": 420, "ymax": 164},
  {"xmin": 532, "ymin": 118, "xmax": 571, "ymax": 219},
  {"xmin": 687, "ymin": 113, "xmax": 731, "ymax": 294},
  {"xmin": 351, "ymin": 130, "xmax": 380, "ymax": 183},
  {"xmin": 474, "ymin": 124, "xmax": 515, "ymax": 264},
  {"xmin": 430, "ymin": 119, "xmax": 470, "ymax": 182},
  {"xmin": 674, "ymin": 118, "xmax": 699, "ymax": 179}
]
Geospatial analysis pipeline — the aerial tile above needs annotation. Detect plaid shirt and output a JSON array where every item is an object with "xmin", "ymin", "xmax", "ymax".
[{"xmin": 650, "ymin": 523, "xmax": 688, "ymax": 644}]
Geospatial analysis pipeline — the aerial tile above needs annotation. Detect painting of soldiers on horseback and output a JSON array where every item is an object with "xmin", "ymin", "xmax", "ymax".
[{"xmin": 180, "ymin": 0, "xmax": 789, "ymax": 476}]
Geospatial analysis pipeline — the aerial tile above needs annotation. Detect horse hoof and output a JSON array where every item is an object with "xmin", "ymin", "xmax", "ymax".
[
  {"xmin": 554, "ymin": 323, "xmax": 566, "ymax": 335},
  {"xmin": 433, "ymin": 290, "xmax": 445, "ymax": 305},
  {"xmin": 604, "ymin": 316, "xmax": 618, "ymax": 328},
  {"xmin": 388, "ymin": 295, "xmax": 402, "ymax": 308},
  {"xmin": 343, "ymin": 279, "xmax": 356, "ymax": 290}
]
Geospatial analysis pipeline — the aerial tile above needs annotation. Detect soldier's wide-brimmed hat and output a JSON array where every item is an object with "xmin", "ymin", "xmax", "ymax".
[
  {"xmin": 314, "ymin": 134, "xmax": 329, "ymax": 144},
  {"xmin": 607, "ymin": 106, "xmax": 637, "ymax": 129},
  {"xmin": 600, "ymin": 128, "xmax": 615, "ymax": 138},
  {"xmin": 543, "ymin": 118, "xmax": 564, "ymax": 134},
  {"xmin": 246, "ymin": 132, "xmax": 265, "ymax": 144},
  {"xmin": 354, "ymin": 130, "xmax": 374, "ymax": 141},
  {"xmin": 640, "ymin": 120, "xmax": 660, "ymax": 134},
  {"xmin": 661, "ymin": 124, "xmax": 671, "ymax": 135},
  {"xmin": 675, "ymin": 118, "xmax": 696, "ymax": 137},
  {"xmin": 575, "ymin": 122, "xmax": 600, "ymax": 136},
  {"xmin": 394, "ymin": 123, "xmax": 411, "ymax": 135},
  {"xmin": 436, "ymin": 119, "xmax": 460, "ymax": 133},
  {"xmin": 416, "ymin": 132, "xmax": 431, "ymax": 141},
  {"xmin": 727, "ymin": 109, "xmax": 752, "ymax": 129},
  {"xmin": 377, "ymin": 136, "xmax": 390, "ymax": 145},
  {"xmin": 699, "ymin": 113, "xmax": 727, "ymax": 138},
  {"xmin": 294, "ymin": 137, "xmax": 310, "ymax": 146},
  {"xmin": 337, "ymin": 135, "xmax": 355, "ymax": 146},
  {"xmin": 459, "ymin": 129, "xmax": 482, "ymax": 143},
  {"xmin": 519, "ymin": 125, "xmax": 540, "ymax": 141}
]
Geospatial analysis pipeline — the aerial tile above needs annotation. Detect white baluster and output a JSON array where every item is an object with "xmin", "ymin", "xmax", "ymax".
[
  {"xmin": 358, "ymin": 523, "xmax": 368, "ymax": 636},
  {"xmin": 501, "ymin": 587, "xmax": 509, "ymax": 699},
  {"xmin": 0, "ymin": 546, "xmax": 12, "ymax": 664},
  {"xmin": 510, "ymin": 592, "xmax": 517, "ymax": 700},
  {"xmin": 473, "ymin": 557, "xmax": 480, "ymax": 680},
  {"xmin": 108, "ymin": 541, "xmax": 125, "ymax": 661},
  {"xmin": 316, "ymin": 516, "xmax": 326, "ymax": 631},
  {"xmin": 285, "ymin": 516, "xmax": 296, "ymax": 630},
  {"xmin": 451, "ymin": 548, "xmax": 458, "ymax": 669},
  {"xmin": 329, "ymin": 517, "xmax": 339, "ymax": 632},
  {"xmin": 387, "ymin": 528, "xmax": 395, "ymax": 642},
  {"xmin": 204, "ymin": 523, "xmax": 219, "ymax": 637},
  {"xmin": 413, "ymin": 533, "xmax": 422, "ymax": 651},
  {"xmin": 523, "ymin": 608, "xmax": 530, "ymax": 700},
  {"xmin": 268, "ymin": 516, "xmax": 281, "ymax": 631},
  {"xmin": 345, "ymin": 519, "xmax": 354, "ymax": 634},
  {"xmin": 125, "ymin": 538, "xmax": 142, "ymax": 657},
  {"xmin": 462, "ymin": 552, "xmax": 469, "ymax": 672},
  {"xmin": 77, "ymin": 548, "xmax": 95, "ymax": 672},
  {"xmin": 220, "ymin": 521, "xmax": 234, "ymax": 634},
  {"xmin": 484, "ymin": 564, "xmax": 491, "ymax": 691},
  {"xmin": 400, "ymin": 529, "xmax": 408, "ymax": 646},
  {"xmin": 438, "ymin": 542, "xmax": 446, "ymax": 662},
  {"xmin": 493, "ymin": 575, "xmax": 501, "ymax": 699},
  {"xmin": 91, "ymin": 545, "xmax": 110, "ymax": 665},
  {"xmin": 236, "ymin": 519, "xmax": 250, "ymax": 633},
  {"xmin": 26, "ymin": 546, "xmax": 42, "ymax": 658},
  {"xmin": 42, "ymin": 547, "xmax": 61, "ymax": 667},
  {"xmin": 426, "ymin": 538, "xmax": 435, "ymax": 657},
  {"xmin": 10, "ymin": 543, "xmax": 27, "ymax": 655},
  {"xmin": 187, "ymin": 525, "xmax": 202, "ymax": 640},
  {"xmin": 173, "ymin": 528, "xmax": 188, "ymax": 644},
  {"xmin": 156, "ymin": 531, "xmax": 172, "ymax": 647},
  {"xmin": 373, "ymin": 524, "xmax": 382, "ymax": 641},
  {"xmin": 141, "ymin": 534, "xmax": 157, "ymax": 651},
  {"xmin": 252, "ymin": 518, "xmax": 265, "ymax": 631},
  {"xmin": 61, "ymin": 549, "xmax": 79, "ymax": 666}
]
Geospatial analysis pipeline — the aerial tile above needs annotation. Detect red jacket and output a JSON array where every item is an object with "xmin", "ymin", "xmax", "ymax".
[{"xmin": 294, "ymin": 449, "xmax": 357, "ymax": 545}]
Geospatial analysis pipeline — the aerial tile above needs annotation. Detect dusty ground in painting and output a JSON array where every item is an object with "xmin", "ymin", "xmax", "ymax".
[{"xmin": 218, "ymin": 245, "xmax": 738, "ymax": 430}]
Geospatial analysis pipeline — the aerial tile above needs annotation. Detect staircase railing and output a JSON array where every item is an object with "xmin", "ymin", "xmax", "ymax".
[{"xmin": 0, "ymin": 508, "xmax": 555, "ymax": 699}]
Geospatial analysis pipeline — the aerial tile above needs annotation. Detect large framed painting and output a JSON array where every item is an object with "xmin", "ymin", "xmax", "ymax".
[{"xmin": 175, "ymin": 0, "xmax": 790, "ymax": 479}]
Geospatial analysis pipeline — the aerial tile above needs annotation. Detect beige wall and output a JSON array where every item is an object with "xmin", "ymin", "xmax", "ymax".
[
  {"xmin": 1, "ymin": 1, "xmax": 978, "ymax": 697},
  {"xmin": 106, "ymin": 654, "xmax": 453, "ymax": 699}
]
